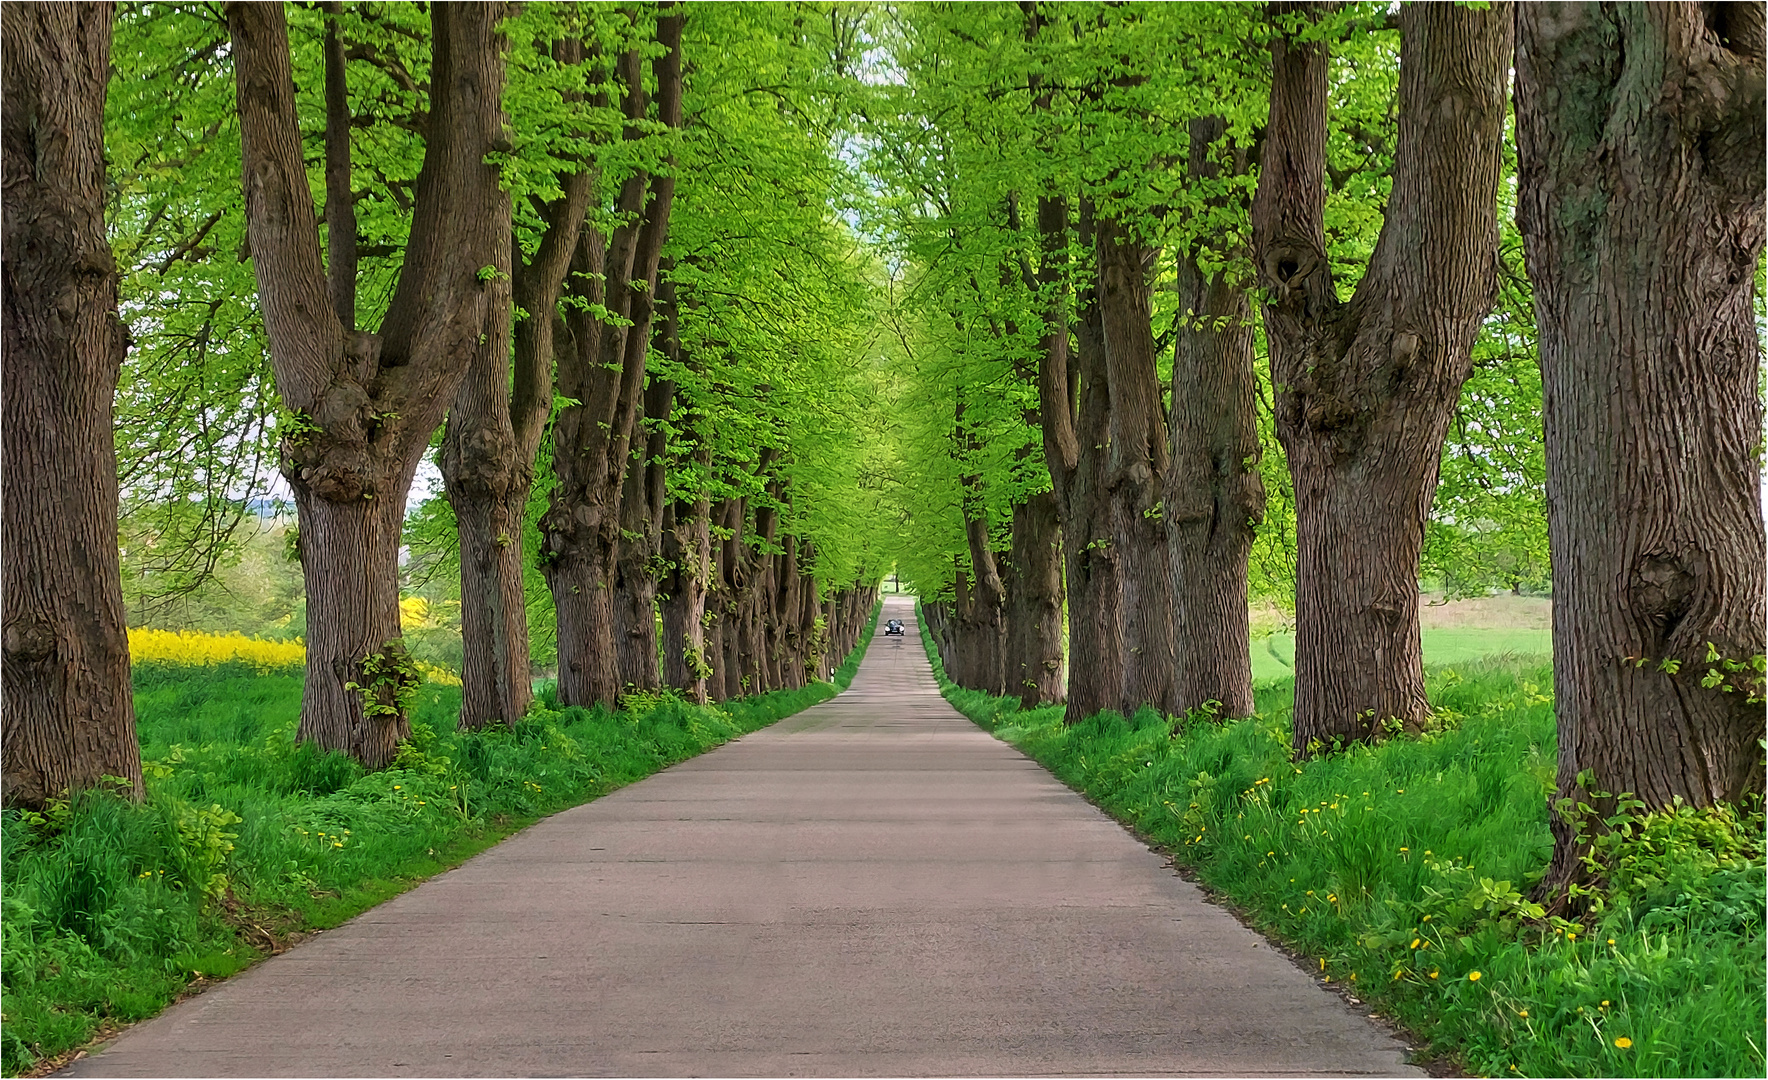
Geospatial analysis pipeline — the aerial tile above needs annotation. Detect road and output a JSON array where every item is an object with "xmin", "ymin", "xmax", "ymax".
[{"xmin": 65, "ymin": 595, "xmax": 1418, "ymax": 1077}]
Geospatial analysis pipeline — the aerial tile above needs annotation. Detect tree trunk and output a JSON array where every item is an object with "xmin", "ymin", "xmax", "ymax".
[
  {"xmin": 1023, "ymin": 7, "xmax": 1116, "ymax": 723},
  {"xmin": 1167, "ymin": 116, "xmax": 1263, "ymax": 720},
  {"xmin": 543, "ymin": 7, "xmax": 682, "ymax": 709},
  {"xmin": 444, "ymin": 39, "xmax": 594, "ymax": 729},
  {"xmin": 1, "ymin": 1, "xmax": 143, "ymax": 808},
  {"xmin": 1007, "ymin": 490, "xmax": 1066, "ymax": 707},
  {"xmin": 1252, "ymin": 1, "xmax": 1510, "ymax": 755},
  {"xmin": 229, "ymin": 2, "xmax": 512, "ymax": 766},
  {"xmin": 613, "ymin": 372, "xmax": 672, "ymax": 692},
  {"xmin": 962, "ymin": 520, "xmax": 1009, "ymax": 695},
  {"xmin": 712, "ymin": 496, "xmax": 744, "ymax": 700},
  {"xmin": 660, "ymin": 469, "xmax": 712, "ymax": 704},
  {"xmin": 1095, "ymin": 214, "xmax": 1175, "ymax": 715},
  {"xmin": 1514, "ymin": 2, "xmax": 1766, "ymax": 896},
  {"xmin": 755, "ymin": 497, "xmax": 782, "ymax": 691},
  {"xmin": 1058, "ymin": 202, "xmax": 1125, "ymax": 722},
  {"xmin": 775, "ymin": 534, "xmax": 804, "ymax": 689}
]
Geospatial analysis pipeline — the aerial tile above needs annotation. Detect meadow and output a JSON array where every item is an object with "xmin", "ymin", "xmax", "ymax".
[
  {"xmin": 0, "ymin": 617, "xmax": 877, "ymax": 1077},
  {"xmin": 926, "ymin": 607, "xmax": 1765, "ymax": 1079}
]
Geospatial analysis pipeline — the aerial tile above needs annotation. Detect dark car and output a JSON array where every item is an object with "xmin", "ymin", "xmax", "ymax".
[{"xmin": 884, "ymin": 619, "xmax": 905, "ymax": 636}]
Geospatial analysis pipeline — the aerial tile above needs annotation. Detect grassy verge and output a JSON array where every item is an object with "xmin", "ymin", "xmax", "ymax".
[
  {"xmin": 918, "ymin": 604, "xmax": 1764, "ymax": 1079},
  {"xmin": 0, "ymin": 606, "xmax": 879, "ymax": 1076}
]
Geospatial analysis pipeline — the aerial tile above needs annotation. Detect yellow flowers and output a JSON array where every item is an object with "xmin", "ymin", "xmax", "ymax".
[
  {"xmin": 1613, "ymin": 1037, "xmax": 1632, "ymax": 1049},
  {"xmin": 129, "ymin": 628, "xmax": 305, "ymax": 672},
  {"xmin": 1607, "ymin": 938, "xmax": 1616, "ymax": 945},
  {"xmin": 1518, "ymin": 1009, "xmax": 1528, "ymax": 1018},
  {"xmin": 1410, "ymin": 938, "xmax": 1421, "ymax": 949},
  {"xmin": 1468, "ymin": 971, "xmax": 1482, "ymax": 981},
  {"xmin": 1428, "ymin": 969, "xmax": 1439, "ymax": 979},
  {"xmin": 129, "ymin": 626, "xmax": 462, "ymax": 685}
]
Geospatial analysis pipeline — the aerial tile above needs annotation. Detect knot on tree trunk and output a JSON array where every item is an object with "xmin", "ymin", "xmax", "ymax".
[{"xmin": 2, "ymin": 612, "xmax": 57, "ymax": 664}]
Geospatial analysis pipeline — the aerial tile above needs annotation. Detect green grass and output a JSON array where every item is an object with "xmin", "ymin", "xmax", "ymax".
[
  {"xmin": 1251, "ymin": 628, "xmax": 1553, "ymax": 683},
  {"xmin": 0, "ymin": 610, "xmax": 879, "ymax": 1077},
  {"xmin": 924, "ymin": 607, "xmax": 1764, "ymax": 1078}
]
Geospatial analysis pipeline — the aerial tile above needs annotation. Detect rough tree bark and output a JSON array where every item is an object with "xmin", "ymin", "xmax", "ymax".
[
  {"xmin": 1095, "ymin": 213, "xmax": 1175, "ymax": 715},
  {"xmin": 1514, "ymin": 2, "xmax": 1766, "ymax": 896},
  {"xmin": 753, "ymin": 487, "xmax": 782, "ymax": 691},
  {"xmin": 1252, "ymin": 1, "xmax": 1510, "ymax": 755},
  {"xmin": 542, "ymin": 6, "xmax": 682, "ymax": 708},
  {"xmin": 775, "ymin": 533, "xmax": 805, "ymax": 689},
  {"xmin": 1, "ymin": 1, "xmax": 143, "ymax": 808},
  {"xmin": 1166, "ymin": 115, "xmax": 1264, "ymax": 720},
  {"xmin": 953, "ymin": 390, "xmax": 1008, "ymax": 696},
  {"xmin": 1001, "ymin": 191, "xmax": 1067, "ymax": 709},
  {"xmin": 1024, "ymin": 4, "xmax": 1119, "ymax": 723},
  {"xmin": 613, "ymin": 367, "xmax": 672, "ymax": 692},
  {"xmin": 1007, "ymin": 490, "xmax": 1066, "ymax": 707},
  {"xmin": 712, "ymin": 495, "xmax": 745, "ymax": 700},
  {"xmin": 658, "ymin": 290, "xmax": 713, "ymax": 702},
  {"xmin": 443, "ymin": 36, "xmax": 595, "ymax": 729},
  {"xmin": 1055, "ymin": 201, "xmax": 1126, "ymax": 723},
  {"xmin": 229, "ymin": 1, "xmax": 511, "ymax": 767}
]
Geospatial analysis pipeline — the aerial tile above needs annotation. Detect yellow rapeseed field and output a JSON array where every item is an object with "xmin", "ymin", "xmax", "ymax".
[
  {"xmin": 127, "ymin": 628, "xmax": 461, "ymax": 686},
  {"xmin": 129, "ymin": 628, "xmax": 306, "ymax": 672}
]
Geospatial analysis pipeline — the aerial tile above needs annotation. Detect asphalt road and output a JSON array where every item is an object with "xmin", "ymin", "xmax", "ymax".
[{"xmin": 64, "ymin": 595, "xmax": 1419, "ymax": 1077}]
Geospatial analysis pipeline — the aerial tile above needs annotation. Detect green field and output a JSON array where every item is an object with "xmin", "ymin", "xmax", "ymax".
[{"xmin": 1252, "ymin": 628, "xmax": 1553, "ymax": 684}]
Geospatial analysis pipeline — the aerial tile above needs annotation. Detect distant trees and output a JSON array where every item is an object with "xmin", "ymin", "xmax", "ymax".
[{"xmin": 2, "ymin": 2, "xmax": 143, "ymax": 808}]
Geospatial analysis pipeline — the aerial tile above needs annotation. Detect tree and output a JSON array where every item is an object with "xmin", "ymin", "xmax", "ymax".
[
  {"xmin": 541, "ymin": 5, "xmax": 682, "ymax": 709},
  {"xmin": 1252, "ymin": 1, "xmax": 1511, "ymax": 754},
  {"xmin": 1513, "ymin": 2, "xmax": 1766, "ymax": 895},
  {"xmin": 2, "ymin": 1, "xmax": 144, "ymax": 807},
  {"xmin": 1167, "ymin": 115, "xmax": 1264, "ymax": 720},
  {"xmin": 228, "ymin": 1, "xmax": 512, "ymax": 767},
  {"xmin": 442, "ymin": 16, "xmax": 600, "ymax": 729}
]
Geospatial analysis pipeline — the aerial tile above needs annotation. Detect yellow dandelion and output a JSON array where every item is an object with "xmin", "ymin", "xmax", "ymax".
[
  {"xmin": 1468, "ymin": 971, "xmax": 1481, "ymax": 982},
  {"xmin": 1600, "ymin": 1000, "xmax": 1609, "ymax": 1008},
  {"xmin": 1607, "ymin": 938, "xmax": 1616, "ymax": 945},
  {"xmin": 1410, "ymin": 938, "xmax": 1421, "ymax": 949},
  {"xmin": 1614, "ymin": 1037, "xmax": 1632, "ymax": 1049},
  {"xmin": 1428, "ymin": 970, "xmax": 1439, "ymax": 979},
  {"xmin": 1518, "ymin": 1010, "xmax": 1528, "ymax": 1018}
]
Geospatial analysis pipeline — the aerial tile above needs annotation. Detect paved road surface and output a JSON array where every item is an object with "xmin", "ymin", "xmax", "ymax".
[{"xmin": 66, "ymin": 596, "xmax": 1418, "ymax": 1077}]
